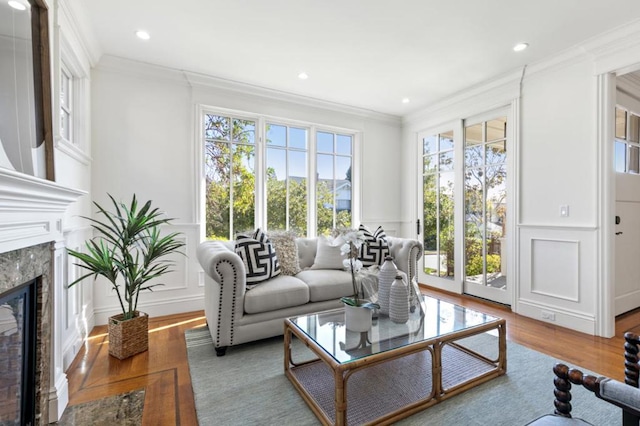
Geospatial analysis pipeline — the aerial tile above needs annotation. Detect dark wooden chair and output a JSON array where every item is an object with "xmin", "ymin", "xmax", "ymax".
[{"xmin": 527, "ymin": 332, "xmax": 640, "ymax": 425}]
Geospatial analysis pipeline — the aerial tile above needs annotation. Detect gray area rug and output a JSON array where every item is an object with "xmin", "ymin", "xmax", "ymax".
[
  {"xmin": 57, "ymin": 388, "xmax": 145, "ymax": 426},
  {"xmin": 185, "ymin": 326, "xmax": 620, "ymax": 425}
]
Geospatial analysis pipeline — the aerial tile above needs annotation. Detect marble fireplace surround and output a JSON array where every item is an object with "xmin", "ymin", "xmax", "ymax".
[
  {"xmin": 0, "ymin": 168, "xmax": 83, "ymax": 424},
  {"xmin": 0, "ymin": 244, "xmax": 52, "ymax": 424}
]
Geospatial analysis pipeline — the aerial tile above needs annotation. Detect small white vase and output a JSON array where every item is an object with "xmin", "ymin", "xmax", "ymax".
[
  {"xmin": 344, "ymin": 304, "xmax": 373, "ymax": 332},
  {"xmin": 378, "ymin": 256, "xmax": 397, "ymax": 316},
  {"xmin": 389, "ymin": 275, "xmax": 409, "ymax": 324}
]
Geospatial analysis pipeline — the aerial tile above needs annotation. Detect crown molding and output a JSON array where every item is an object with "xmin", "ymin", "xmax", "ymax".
[
  {"xmin": 403, "ymin": 69, "xmax": 521, "ymax": 128},
  {"xmin": 183, "ymin": 71, "xmax": 401, "ymax": 125},
  {"xmin": 94, "ymin": 55, "xmax": 401, "ymax": 125}
]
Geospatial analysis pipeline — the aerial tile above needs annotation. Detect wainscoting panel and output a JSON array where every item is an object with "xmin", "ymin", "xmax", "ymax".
[
  {"xmin": 517, "ymin": 225, "xmax": 597, "ymax": 334},
  {"xmin": 530, "ymin": 238, "xmax": 579, "ymax": 301}
]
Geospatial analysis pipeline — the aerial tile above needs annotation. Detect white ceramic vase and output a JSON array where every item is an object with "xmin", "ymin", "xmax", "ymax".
[
  {"xmin": 389, "ymin": 275, "xmax": 409, "ymax": 324},
  {"xmin": 344, "ymin": 304, "xmax": 373, "ymax": 332},
  {"xmin": 378, "ymin": 256, "xmax": 397, "ymax": 316}
]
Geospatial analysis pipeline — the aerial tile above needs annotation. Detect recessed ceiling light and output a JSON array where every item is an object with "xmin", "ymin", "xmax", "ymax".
[
  {"xmin": 8, "ymin": 1, "xmax": 27, "ymax": 11},
  {"xmin": 402, "ymin": 98, "xmax": 410, "ymax": 104},
  {"xmin": 136, "ymin": 30, "xmax": 151, "ymax": 40},
  {"xmin": 513, "ymin": 42, "xmax": 529, "ymax": 52},
  {"xmin": 298, "ymin": 72, "xmax": 308, "ymax": 80}
]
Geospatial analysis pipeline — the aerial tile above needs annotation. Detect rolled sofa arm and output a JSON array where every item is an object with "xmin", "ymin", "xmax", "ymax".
[
  {"xmin": 386, "ymin": 236, "xmax": 423, "ymax": 283},
  {"xmin": 196, "ymin": 241, "xmax": 247, "ymax": 350}
]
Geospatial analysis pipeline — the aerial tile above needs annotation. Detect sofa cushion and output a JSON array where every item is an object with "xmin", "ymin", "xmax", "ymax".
[
  {"xmin": 296, "ymin": 237, "xmax": 317, "ymax": 269},
  {"xmin": 269, "ymin": 230, "xmax": 301, "ymax": 276},
  {"xmin": 310, "ymin": 236, "xmax": 346, "ymax": 270},
  {"xmin": 296, "ymin": 269, "xmax": 354, "ymax": 302},
  {"xmin": 244, "ymin": 275, "xmax": 309, "ymax": 314},
  {"xmin": 235, "ymin": 228, "xmax": 280, "ymax": 287},
  {"xmin": 359, "ymin": 224, "xmax": 390, "ymax": 267}
]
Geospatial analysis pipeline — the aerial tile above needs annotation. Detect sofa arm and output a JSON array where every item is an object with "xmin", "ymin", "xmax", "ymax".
[
  {"xmin": 386, "ymin": 237, "xmax": 423, "ymax": 283},
  {"xmin": 197, "ymin": 241, "xmax": 246, "ymax": 350}
]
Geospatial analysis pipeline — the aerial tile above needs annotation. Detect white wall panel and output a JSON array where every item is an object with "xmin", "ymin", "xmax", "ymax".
[
  {"xmin": 530, "ymin": 238, "xmax": 579, "ymax": 301},
  {"xmin": 518, "ymin": 226, "xmax": 596, "ymax": 333},
  {"xmin": 520, "ymin": 59, "xmax": 597, "ymax": 227}
]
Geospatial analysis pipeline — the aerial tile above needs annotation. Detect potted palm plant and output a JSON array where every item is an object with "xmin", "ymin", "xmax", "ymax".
[{"xmin": 68, "ymin": 194, "xmax": 184, "ymax": 359}]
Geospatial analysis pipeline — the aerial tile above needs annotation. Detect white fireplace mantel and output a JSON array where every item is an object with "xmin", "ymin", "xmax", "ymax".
[{"xmin": 0, "ymin": 168, "xmax": 85, "ymax": 254}]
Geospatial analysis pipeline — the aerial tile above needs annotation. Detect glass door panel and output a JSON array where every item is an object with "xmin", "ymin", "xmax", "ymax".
[
  {"xmin": 421, "ymin": 130, "xmax": 455, "ymax": 280},
  {"xmin": 463, "ymin": 116, "xmax": 509, "ymax": 304}
]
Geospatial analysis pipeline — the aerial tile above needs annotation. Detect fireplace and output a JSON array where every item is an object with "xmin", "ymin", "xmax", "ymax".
[
  {"xmin": 0, "ymin": 279, "xmax": 36, "ymax": 425},
  {"xmin": 0, "ymin": 244, "xmax": 52, "ymax": 425}
]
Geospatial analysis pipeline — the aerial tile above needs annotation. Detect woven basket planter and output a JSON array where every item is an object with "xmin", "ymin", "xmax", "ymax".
[{"xmin": 108, "ymin": 311, "xmax": 149, "ymax": 359}]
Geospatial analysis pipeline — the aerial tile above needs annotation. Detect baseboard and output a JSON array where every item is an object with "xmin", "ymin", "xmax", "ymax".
[
  {"xmin": 93, "ymin": 295, "xmax": 205, "ymax": 325},
  {"xmin": 516, "ymin": 299, "xmax": 596, "ymax": 335}
]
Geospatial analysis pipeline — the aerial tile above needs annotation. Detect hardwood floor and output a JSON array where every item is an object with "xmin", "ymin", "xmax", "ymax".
[{"xmin": 64, "ymin": 286, "xmax": 640, "ymax": 425}]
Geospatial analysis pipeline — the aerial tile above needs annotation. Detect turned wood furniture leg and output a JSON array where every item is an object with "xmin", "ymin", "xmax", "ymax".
[
  {"xmin": 624, "ymin": 332, "xmax": 640, "ymax": 388},
  {"xmin": 553, "ymin": 364, "xmax": 573, "ymax": 417}
]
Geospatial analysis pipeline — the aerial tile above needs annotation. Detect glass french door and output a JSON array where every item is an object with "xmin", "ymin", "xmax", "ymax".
[
  {"xmin": 417, "ymin": 128, "xmax": 458, "ymax": 293},
  {"xmin": 463, "ymin": 116, "xmax": 509, "ymax": 304}
]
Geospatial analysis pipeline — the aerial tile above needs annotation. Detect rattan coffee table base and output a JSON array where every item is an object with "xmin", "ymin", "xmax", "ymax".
[{"xmin": 291, "ymin": 343, "xmax": 496, "ymax": 425}]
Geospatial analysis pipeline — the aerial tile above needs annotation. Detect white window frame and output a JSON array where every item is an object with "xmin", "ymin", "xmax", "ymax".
[
  {"xmin": 54, "ymin": 32, "xmax": 91, "ymax": 164},
  {"xmin": 197, "ymin": 105, "xmax": 360, "ymax": 239}
]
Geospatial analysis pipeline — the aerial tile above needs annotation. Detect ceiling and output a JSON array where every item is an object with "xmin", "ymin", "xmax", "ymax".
[{"xmin": 79, "ymin": 0, "xmax": 640, "ymax": 116}]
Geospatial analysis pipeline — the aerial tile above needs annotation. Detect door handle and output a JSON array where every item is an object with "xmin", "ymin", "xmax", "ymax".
[{"xmin": 616, "ymin": 232, "xmax": 623, "ymax": 235}]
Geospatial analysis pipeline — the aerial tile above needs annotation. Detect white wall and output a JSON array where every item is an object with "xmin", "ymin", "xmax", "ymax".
[
  {"xmin": 516, "ymin": 58, "xmax": 600, "ymax": 334},
  {"xmin": 89, "ymin": 56, "xmax": 403, "ymax": 323}
]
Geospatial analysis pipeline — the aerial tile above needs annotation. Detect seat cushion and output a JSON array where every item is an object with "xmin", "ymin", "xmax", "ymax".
[
  {"xmin": 296, "ymin": 269, "xmax": 353, "ymax": 302},
  {"xmin": 244, "ymin": 275, "xmax": 309, "ymax": 314}
]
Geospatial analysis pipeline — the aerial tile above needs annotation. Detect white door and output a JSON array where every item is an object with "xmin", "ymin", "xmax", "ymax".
[
  {"xmin": 462, "ymin": 114, "xmax": 511, "ymax": 305},
  {"xmin": 613, "ymin": 105, "xmax": 640, "ymax": 315},
  {"xmin": 416, "ymin": 126, "xmax": 460, "ymax": 294},
  {"xmin": 615, "ymin": 177, "xmax": 640, "ymax": 315}
]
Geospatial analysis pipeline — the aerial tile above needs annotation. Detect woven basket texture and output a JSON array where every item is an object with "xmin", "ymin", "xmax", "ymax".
[{"xmin": 108, "ymin": 311, "xmax": 149, "ymax": 359}]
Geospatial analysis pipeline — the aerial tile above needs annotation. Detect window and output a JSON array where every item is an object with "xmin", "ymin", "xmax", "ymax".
[
  {"xmin": 421, "ymin": 130, "xmax": 455, "ymax": 278},
  {"xmin": 266, "ymin": 124, "xmax": 308, "ymax": 235},
  {"xmin": 204, "ymin": 114, "xmax": 256, "ymax": 240},
  {"xmin": 615, "ymin": 107, "xmax": 640, "ymax": 174},
  {"xmin": 316, "ymin": 131, "xmax": 353, "ymax": 235},
  {"xmin": 202, "ymin": 109, "xmax": 357, "ymax": 239},
  {"xmin": 60, "ymin": 64, "xmax": 72, "ymax": 143}
]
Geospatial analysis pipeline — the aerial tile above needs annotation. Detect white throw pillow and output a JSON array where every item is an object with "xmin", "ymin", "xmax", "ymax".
[{"xmin": 310, "ymin": 236, "xmax": 346, "ymax": 270}]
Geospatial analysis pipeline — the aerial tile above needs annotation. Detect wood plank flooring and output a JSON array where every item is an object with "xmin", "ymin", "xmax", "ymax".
[{"xmin": 64, "ymin": 286, "xmax": 640, "ymax": 425}]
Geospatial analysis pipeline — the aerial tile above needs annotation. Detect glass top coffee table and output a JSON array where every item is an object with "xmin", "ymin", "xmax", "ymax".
[{"xmin": 284, "ymin": 295, "xmax": 506, "ymax": 426}]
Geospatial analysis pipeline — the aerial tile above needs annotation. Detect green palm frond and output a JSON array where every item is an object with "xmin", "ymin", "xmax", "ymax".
[{"xmin": 67, "ymin": 194, "xmax": 185, "ymax": 320}]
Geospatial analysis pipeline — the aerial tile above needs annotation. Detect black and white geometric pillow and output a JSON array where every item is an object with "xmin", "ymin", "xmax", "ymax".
[
  {"xmin": 235, "ymin": 228, "xmax": 281, "ymax": 287},
  {"xmin": 358, "ymin": 224, "xmax": 390, "ymax": 267}
]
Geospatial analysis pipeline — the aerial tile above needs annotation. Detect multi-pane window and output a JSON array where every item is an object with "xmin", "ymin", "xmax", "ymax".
[
  {"xmin": 422, "ymin": 131, "xmax": 454, "ymax": 278},
  {"xmin": 60, "ymin": 64, "xmax": 72, "ymax": 143},
  {"xmin": 316, "ymin": 131, "xmax": 353, "ymax": 235},
  {"xmin": 202, "ymin": 111, "xmax": 356, "ymax": 239},
  {"xmin": 615, "ymin": 107, "xmax": 640, "ymax": 174},
  {"xmin": 266, "ymin": 124, "xmax": 308, "ymax": 235},
  {"xmin": 204, "ymin": 114, "xmax": 256, "ymax": 239}
]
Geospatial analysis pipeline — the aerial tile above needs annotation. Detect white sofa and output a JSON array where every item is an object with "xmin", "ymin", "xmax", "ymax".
[{"xmin": 197, "ymin": 236, "xmax": 423, "ymax": 356}]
